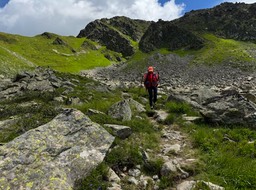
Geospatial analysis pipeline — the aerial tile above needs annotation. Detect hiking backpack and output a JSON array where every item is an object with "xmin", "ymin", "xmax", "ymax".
[{"xmin": 144, "ymin": 72, "xmax": 159, "ymax": 88}]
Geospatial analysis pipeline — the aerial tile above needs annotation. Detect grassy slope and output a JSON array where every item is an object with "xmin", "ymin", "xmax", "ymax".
[
  {"xmin": 174, "ymin": 33, "xmax": 256, "ymax": 68},
  {"xmin": 1, "ymin": 30, "xmax": 256, "ymax": 77},
  {"xmin": 0, "ymin": 32, "xmax": 113, "ymax": 76}
]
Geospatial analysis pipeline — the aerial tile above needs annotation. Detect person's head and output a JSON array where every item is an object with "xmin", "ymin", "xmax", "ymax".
[{"xmin": 148, "ymin": 66, "xmax": 154, "ymax": 72}]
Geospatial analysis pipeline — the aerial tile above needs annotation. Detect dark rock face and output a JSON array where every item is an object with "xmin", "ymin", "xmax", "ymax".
[
  {"xmin": 139, "ymin": 20, "xmax": 204, "ymax": 53},
  {"xmin": 101, "ymin": 16, "xmax": 152, "ymax": 41},
  {"xmin": 77, "ymin": 20, "xmax": 135, "ymax": 57},
  {"xmin": 174, "ymin": 2, "xmax": 256, "ymax": 42},
  {"xmin": 52, "ymin": 37, "xmax": 67, "ymax": 46},
  {"xmin": 40, "ymin": 32, "xmax": 57, "ymax": 39}
]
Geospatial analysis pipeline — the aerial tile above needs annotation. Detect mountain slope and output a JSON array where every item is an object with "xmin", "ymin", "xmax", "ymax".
[
  {"xmin": 1, "ymin": 2, "xmax": 256, "ymax": 76},
  {"xmin": 77, "ymin": 16, "xmax": 151, "ymax": 57},
  {"xmin": 173, "ymin": 2, "xmax": 256, "ymax": 42},
  {"xmin": 139, "ymin": 20, "xmax": 204, "ymax": 52},
  {"xmin": 0, "ymin": 32, "xmax": 121, "ymax": 76}
]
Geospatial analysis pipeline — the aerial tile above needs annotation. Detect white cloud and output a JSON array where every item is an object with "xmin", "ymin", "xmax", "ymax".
[{"xmin": 0, "ymin": 0, "xmax": 185, "ymax": 36}]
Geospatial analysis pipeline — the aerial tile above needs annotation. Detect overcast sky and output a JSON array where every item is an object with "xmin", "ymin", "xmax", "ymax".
[{"xmin": 0, "ymin": 0, "xmax": 256, "ymax": 37}]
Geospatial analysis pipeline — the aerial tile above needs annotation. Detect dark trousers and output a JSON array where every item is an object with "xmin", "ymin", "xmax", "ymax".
[{"xmin": 147, "ymin": 87, "xmax": 157, "ymax": 107}]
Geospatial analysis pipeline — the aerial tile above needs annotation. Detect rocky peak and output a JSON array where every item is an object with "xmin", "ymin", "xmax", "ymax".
[
  {"xmin": 77, "ymin": 17, "xmax": 151, "ymax": 57},
  {"xmin": 139, "ymin": 20, "xmax": 204, "ymax": 52},
  {"xmin": 174, "ymin": 2, "xmax": 256, "ymax": 42},
  {"xmin": 77, "ymin": 19, "xmax": 135, "ymax": 57},
  {"xmin": 101, "ymin": 16, "xmax": 152, "ymax": 41}
]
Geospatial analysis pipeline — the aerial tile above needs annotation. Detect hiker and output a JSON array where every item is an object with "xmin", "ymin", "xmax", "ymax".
[{"xmin": 142, "ymin": 66, "xmax": 159, "ymax": 109}]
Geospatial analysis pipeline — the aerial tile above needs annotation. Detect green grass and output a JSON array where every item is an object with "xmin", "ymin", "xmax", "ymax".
[
  {"xmin": 0, "ymin": 45, "xmax": 34, "ymax": 76},
  {"xmin": 162, "ymin": 100, "xmax": 256, "ymax": 189},
  {"xmin": 185, "ymin": 124, "xmax": 256, "ymax": 190},
  {"xmin": 196, "ymin": 34, "xmax": 255, "ymax": 65},
  {"xmin": 0, "ymin": 32, "xmax": 114, "ymax": 75},
  {"xmin": 173, "ymin": 33, "xmax": 256, "ymax": 68},
  {"xmin": 164, "ymin": 101, "xmax": 199, "ymax": 125},
  {"xmin": 74, "ymin": 162, "xmax": 109, "ymax": 190},
  {"xmin": 0, "ymin": 91, "xmax": 61, "ymax": 143}
]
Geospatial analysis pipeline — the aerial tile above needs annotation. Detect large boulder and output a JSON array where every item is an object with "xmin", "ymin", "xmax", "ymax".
[
  {"xmin": 200, "ymin": 89, "xmax": 256, "ymax": 126},
  {"xmin": 0, "ymin": 109, "xmax": 115, "ymax": 190},
  {"xmin": 108, "ymin": 100, "xmax": 132, "ymax": 121},
  {"xmin": 168, "ymin": 86, "xmax": 256, "ymax": 127}
]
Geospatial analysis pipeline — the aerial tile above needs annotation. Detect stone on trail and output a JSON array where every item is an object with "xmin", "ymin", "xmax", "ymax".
[
  {"xmin": 0, "ymin": 109, "xmax": 115, "ymax": 190},
  {"xmin": 104, "ymin": 124, "xmax": 132, "ymax": 139}
]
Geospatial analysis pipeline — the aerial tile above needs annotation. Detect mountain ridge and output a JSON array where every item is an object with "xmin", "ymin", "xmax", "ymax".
[{"xmin": 0, "ymin": 2, "xmax": 256, "ymax": 77}]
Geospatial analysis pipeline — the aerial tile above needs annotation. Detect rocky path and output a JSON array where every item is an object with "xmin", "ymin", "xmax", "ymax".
[
  {"xmin": 151, "ymin": 110, "xmax": 198, "ymax": 190},
  {"xmin": 107, "ymin": 108, "xmax": 224, "ymax": 190},
  {"xmin": 150, "ymin": 110, "xmax": 224, "ymax": 190}
]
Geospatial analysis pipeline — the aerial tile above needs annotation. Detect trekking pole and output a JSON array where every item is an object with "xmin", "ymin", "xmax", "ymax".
[{"xmin": 157, "ymin": 70, "xmax": 160, "ymax": 86}]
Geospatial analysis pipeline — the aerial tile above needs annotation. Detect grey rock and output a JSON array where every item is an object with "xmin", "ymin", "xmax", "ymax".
[
  {"xmin": 153, "ymin": 110, "xmax": 169, "ymax": 122},
  {"xmin": 162, "ymin": 144, "xmax": 181, "ymax": 155},
  {"xmin": 107, "ymin": 168, "xmax": 121, "ymax": 183},
  {"xmin": 121, "ymin": 92, "xmax": 131, "ymax": 99},
  {"xmin": 66, "ymin": 97, "xmax": 82, "ymax": 105},
  {"xmin": 54, "ymin": 96, "xmax": 65, "ymax": 103},
  {"xmin": 0, "ymin": 117, "xmax": 19, "ymax": 131},
  {"xmin": 198, "ymin": 181, "xmax": 225, "ymax": 190},
  {"xmin": 176, "ymin": 181, "xmax": 196, "ymax": 190},
  {"xmin": 87, "ymin": 109, "xmax": 106, "ymax": 116},
  {"xmin": 127, "ymin": 98, "xmax": 146, "ymax": 113},
  {"xmin": 128, "ymin": 168, "xmax": 141, "ymax": 177},
  {"xmin": 182, "ymin": 115, "xmax": 202, "ymax": 122},
  {"xmin": 160, "ymin": 160, "xmax": 178, "ymax": 176},
  {"xmin": 108, "ymin": 100, "xmax": 132, "ymax": 121},
  {"xmin": 0, "ymin": 109, "xmax": 115, "ymax": 190},
  {"xmin": 190, "ymin": 87, "xmax": 219, "ymax": 104},
  {"xmin": 128, "ymin": 177, "xmax": 139, "ymax": 185},
  {"xmin": 104, "ymin": 124, "xmax": 132, "ymax": 139},
  {"xmin": 107, "ymin": 183, "xmax": 122, "ymax": 190}
]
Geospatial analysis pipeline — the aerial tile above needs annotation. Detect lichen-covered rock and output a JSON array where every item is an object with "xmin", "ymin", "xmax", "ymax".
[{"xmin": 0, "ymin": 109, "xmax": 114, "ymax": 190}]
